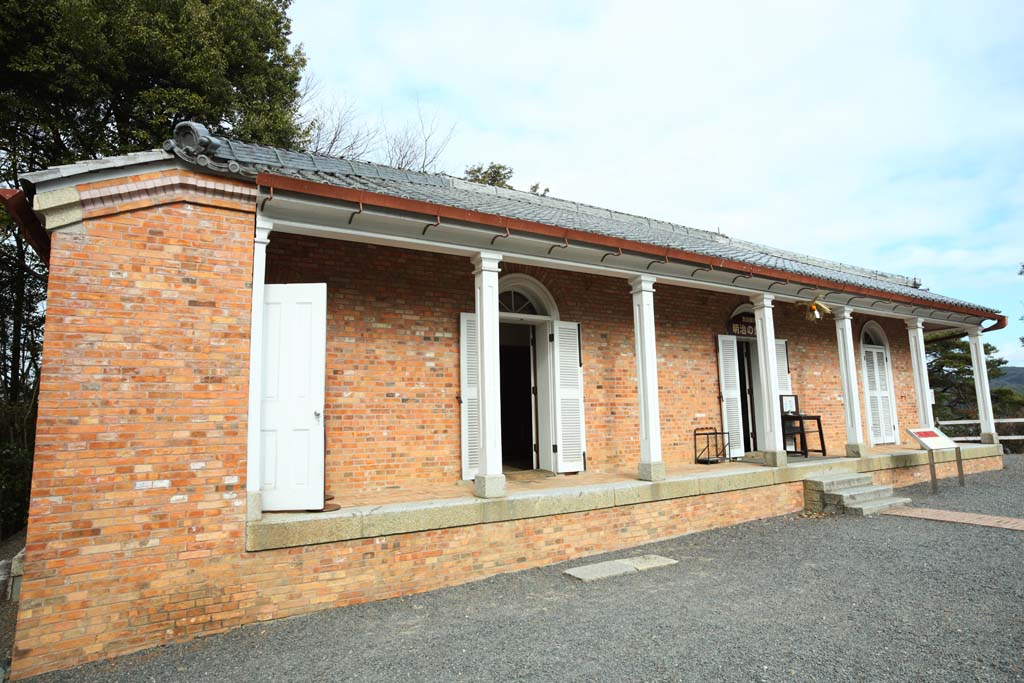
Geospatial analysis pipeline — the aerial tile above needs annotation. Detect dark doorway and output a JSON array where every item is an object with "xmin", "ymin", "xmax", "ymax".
[
  {"xmin": 737, "ymin": 340, "xmax": 757, "ymax": 453},
  {"xmin": 500, "ymin": 323, "xmax": 536, "ymax": 470}
]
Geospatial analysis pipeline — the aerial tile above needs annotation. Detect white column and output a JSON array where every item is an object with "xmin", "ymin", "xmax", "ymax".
[
  {"xmin": 245, "ymin": 214, "xmax": 273, "ymax": 520},
  {"xmin": 751, "ymin": 294, "xmax": 785, "ymax": 462},
  {"xmin": 834, "ymin": 306, "xmax": 866, "ymax": 455},
  {"xmin": 967, "ymin": 327, "xmax": 998, "ymax": 443},
  {"xmin": 905, "ymin": 318, "xmax": 934, "ymax": 429},
  {"xmin": 630, "ymin": 276, "xmax": 664, "ymax": 481},
  {"xmin": 472, "ymin": 252, "xmax": 506, "ymax": 497}
]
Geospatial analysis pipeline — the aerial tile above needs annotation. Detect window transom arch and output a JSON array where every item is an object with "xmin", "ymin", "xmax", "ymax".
[
  {"xmin": 861, "ymin": 321, "xmax": 888, "ymax": 347},
  {"xmin": 498, "ymin": 274, "xmax": 559, "ymax": 319}
]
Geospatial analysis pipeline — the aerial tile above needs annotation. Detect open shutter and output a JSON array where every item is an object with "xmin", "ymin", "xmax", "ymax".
[
  {"xmin": 459, "ymin": 313, "xmax": 480, "ymax": 479},
  {"xmin": 552, "ymin": 321, "xmax": 585, "ymax": 473},
  {"xmin": 717, "ymin": 335, "xmax": 745, "ymax": 458},
  {"xmin": 775, "ymin": 339, "xmax": 792, "ymax": 395}
]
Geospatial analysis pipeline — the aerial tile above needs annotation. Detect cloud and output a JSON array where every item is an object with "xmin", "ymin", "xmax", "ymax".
[{"xmin": 290, "ymin": 0, "xmax": 1024, "ymax": 363}]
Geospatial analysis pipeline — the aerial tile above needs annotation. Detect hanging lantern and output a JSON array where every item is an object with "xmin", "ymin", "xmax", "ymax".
[{"xmin": 798, "ymin": 299, "xmax": 832, "ymax": 321}]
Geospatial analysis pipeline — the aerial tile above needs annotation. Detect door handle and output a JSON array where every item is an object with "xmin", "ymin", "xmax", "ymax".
[{"xmin": 314, "ymin": 410, "xmax": 322, "ymax": 422}]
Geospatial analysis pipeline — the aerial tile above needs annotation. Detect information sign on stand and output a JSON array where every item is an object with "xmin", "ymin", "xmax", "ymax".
[{"xmin": 906, "ymin": 427, "xmax": 964, "ymax": 493}]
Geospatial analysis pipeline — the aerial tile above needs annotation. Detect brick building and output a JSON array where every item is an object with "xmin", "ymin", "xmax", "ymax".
[{"xmin": 0, "ymin": 122, "xmax": 1006, "ymax": 678}]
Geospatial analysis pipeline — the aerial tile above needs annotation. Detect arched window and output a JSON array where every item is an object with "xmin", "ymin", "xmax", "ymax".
[
  {"xmin": 499, "ymin": 290, "xmax": 538, "ymax": 315},
  {"xmin": 860, "ymin": 321, "xmax": 899, "ymax": 445},
  {"xmin": 497, "ymin": 274, "xmax": 559, "ymax": 319}
]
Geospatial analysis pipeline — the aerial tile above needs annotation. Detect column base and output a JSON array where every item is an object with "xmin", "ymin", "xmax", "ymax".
[
  {"xmin": 474, "ymin": 473, "xmax": 507, "ymax": 498},
  {"xmin": 845, "ymin": 443, "xmax": 869, "ymax": 458},
  {"xmin": 637, "ymin": 461, "xmax": 665, "ymax": 482},
  {"xmin": 742, "ymin": 451, "xmax": 788, "ymax": 467},
  {"xmin": 980, "ymin": 432, "xmax": 999, "ymax": 445},
  {"xmin": 246, "ymin": 491, "xmax": 263, "ymax": 522}
]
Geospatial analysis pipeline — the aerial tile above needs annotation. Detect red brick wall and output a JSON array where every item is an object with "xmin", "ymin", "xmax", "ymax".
[
  {"xmin": 15, "ymin": 189, "xmax": 256, "ymax": 678},
  {"xmin": 263, "ymin": 235, "xmax": 925, "ymax": 488},
  {"xmin": 266, "ymin": 234, "xmax": 474, "ymax": 495},
  {"xmin": 14, "ymin": 182, "xmax": 936, "ymax": 678}
]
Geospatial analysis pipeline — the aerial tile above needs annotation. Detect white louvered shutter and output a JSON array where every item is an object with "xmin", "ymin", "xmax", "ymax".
[
  {"xmin": 717, "ymin": 335, "xmax": 745, "ymax": 458},
  {"xmin": 552, "ymin": 321, "xmax": 586, "ymax": 473},
  {"xmin": 459, "ymin": 313, "xmax": 480, "ymax": 479},
  {"xmin": 874, "ymin": 348, "xmax": 895, "ymax": 440},
  {"xmin": 863, "ymin": 346, "xmax": 895, "ymax": 444},
  {"xmin": 775, "ymin": 339, "xmax": 792, "ymax": 395}
]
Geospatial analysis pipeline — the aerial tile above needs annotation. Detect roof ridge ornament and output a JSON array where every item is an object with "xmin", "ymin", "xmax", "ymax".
[{"xmin": 167, "ymin": 121, "xmax": 223, "ymax": 156}]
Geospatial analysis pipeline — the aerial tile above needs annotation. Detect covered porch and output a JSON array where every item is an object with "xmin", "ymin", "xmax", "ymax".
[
  {"xmin": 246, "ymin": 443, "xmax": 1002, "ymax": 551},
  {"xmin": 242, "ymin": 174, "xmax": 1003, "ymax": 523}
]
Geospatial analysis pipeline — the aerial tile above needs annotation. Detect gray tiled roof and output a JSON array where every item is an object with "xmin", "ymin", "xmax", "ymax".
[{"xmin": 162, "ymin": 123, "xmax": 996, "ymax": 315}]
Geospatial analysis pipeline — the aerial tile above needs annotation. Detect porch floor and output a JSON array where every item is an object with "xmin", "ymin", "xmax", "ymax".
[
  {"xmin": 249, "ymin": 444, "xmax": 1002, "ymax": 552},
  {"xmin": 318, "ymin": 445, "xmax": 932, "ymax": 510},
  {"xmin": 322, "ymin": 460, "xmax": 760, "ymax": 509}
]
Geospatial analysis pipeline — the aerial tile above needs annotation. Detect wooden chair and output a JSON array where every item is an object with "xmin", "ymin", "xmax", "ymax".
[{"xmin": 779, "ymin": 394, "xmax": 827, "ymax": 457}]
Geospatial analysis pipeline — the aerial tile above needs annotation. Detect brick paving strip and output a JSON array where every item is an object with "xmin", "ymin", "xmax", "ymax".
[{"xmin": 883, "ymin": 506, "xmax": 1024, "ymax": 532}]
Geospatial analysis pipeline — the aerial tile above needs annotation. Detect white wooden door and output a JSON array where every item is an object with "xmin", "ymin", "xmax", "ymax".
[
  {"xmin": 717, "ymin": 335, "xmax": 745, "ymax": 458},
  {"xmin": 260, "ymin": 283, "xmax": 327, "ymax": 511},
  {"xmin": 863, "ymin": 344, "xmax": 896, "ymax": 444},
  {"xmin": 552, "ymin": 321, "xmax": 586, "ymax": 473},
  {"xmin": 459, "ymin": 313, "xmax": 481, "ymax": 479}
]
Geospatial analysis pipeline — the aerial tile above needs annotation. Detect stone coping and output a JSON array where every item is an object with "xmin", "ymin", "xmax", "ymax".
[{"xmin": 245, "ymin": 444, "xmax": 1001, "ymax": 552}]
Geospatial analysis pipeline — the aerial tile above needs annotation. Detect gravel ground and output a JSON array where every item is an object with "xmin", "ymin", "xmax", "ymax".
[
  {"xmin": 903, "ymin": 452, "xmax": 1024, "ymax": 518},
  {"xmin": 24, "ymin": 457, "xmax": 1024, "ymax": 683}
]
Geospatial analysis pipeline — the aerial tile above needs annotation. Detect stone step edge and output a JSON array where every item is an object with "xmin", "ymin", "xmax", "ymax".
[
  {"xmin": 803, "ymin": 473, "xmax": 873, "ymax": 492},
  {"xmin": 823, "ymin": 485, "xmax": 895, "ymax": 504},
  {"xmin": 843, "ymin": 497, "xmax": 913, "ymax": 516}
]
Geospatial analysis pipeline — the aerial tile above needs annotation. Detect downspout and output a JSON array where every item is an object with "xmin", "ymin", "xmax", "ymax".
[{"xmin": 0, "ymin": 188, "xmax": 50, "ymax": 266}]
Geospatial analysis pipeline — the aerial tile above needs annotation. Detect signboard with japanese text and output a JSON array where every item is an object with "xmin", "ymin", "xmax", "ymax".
[
  {"xmin": 906, "ymin": 427, "xmax": 958, "ymax": 451},
  {"xmin": 727, "ymin": 312, "xmax": 756, "ymax": 337}
]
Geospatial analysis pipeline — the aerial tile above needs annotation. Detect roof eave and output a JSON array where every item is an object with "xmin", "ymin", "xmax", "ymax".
[
  {"xmin": 0, "ymin": 189, "xmax": 50, "ymax": 265},
  {"xmin": 255, "ymin": 171, "xmax": 1000, "ymax": 323}
]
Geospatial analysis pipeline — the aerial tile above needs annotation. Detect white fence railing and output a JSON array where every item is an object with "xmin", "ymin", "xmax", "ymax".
[{"xmin": 936, "ymin": 418, "xmax": 1024, "ymax": 442}]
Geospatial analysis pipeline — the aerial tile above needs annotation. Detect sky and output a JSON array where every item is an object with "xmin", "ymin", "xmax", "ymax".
[{"xmin": 289, "ymin": 0, "xmax": 1024, "ymax": 364}]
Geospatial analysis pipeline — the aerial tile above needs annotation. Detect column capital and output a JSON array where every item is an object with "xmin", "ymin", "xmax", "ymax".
[
  {"xmin": 904, "ymin": 317, "xmax": 924, "ymax": 331},
  {"xmin": 471, "ymin": 251, "xmax": 503, "ymax": 274},
  {"xmin": 255, "ymin": 214, "xmax": 273, "ymax": 245},
  {"xmin": 966, "ymin": 326, "xmax": 983, "ymax": 340},
  {"xmin": 833, "ymin": 305, "xmax": 853, "ymax": 321},
  {"xmin": 629, "ymin": 274, "xmax": 657, "ymax": 294},
  {"xmin": 750, "ymin": 293, "xmax": 774, "ymax": 309}
]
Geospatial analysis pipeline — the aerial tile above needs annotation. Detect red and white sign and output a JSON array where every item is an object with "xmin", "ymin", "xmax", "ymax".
[{"xmin": 906, "ymin": 427, "xmax": 958, "ymax": 451}]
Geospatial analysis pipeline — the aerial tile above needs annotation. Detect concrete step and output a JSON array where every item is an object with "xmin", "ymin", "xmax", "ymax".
[
  {"xmin": 843, "ymin": 496, "xmax": 912, "ymax": 516},
  {"xmin": 804, "ymin": 472, "xmax": 873, "ymax": 492},
  {"xmin": 823, "ymin": 484, "xmax": 895, "ymax": 506}
]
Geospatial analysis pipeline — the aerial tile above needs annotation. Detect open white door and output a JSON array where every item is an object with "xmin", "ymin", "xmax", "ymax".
[
  {"xmin": 717, "ymin": 335, "xmax": 745, "ymax": 458},
  {"xmin": 260, "ymin": 283, "xmax": 327, "ymax": 511},
  {"xmin": 863, "ymin": 345, "xmax": 896, "ymax": 444},
  {"xmin": 459, "ymin": 313, "xmax": 481, "ymax": 479},
  {"xmin": 552, "ymin": 321, "xmax": 586, "ymax": 473}
]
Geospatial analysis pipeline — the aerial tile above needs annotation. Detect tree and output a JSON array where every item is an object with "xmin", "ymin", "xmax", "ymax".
[
  {"xmin": 378, "ymin": 100, "xmax": 454, "ymax": 173},
  {"xmin": 0, "ymin": 0, "xmax": 310, "ymax": 536},
  {"xmin": 1, "ymin": 0, "xmax": 308, "ymax": 167},
  {"xmin": 465, "ymin": 162, "xmax": 515, "ymax": 189},
  {"xmin": 463, "ymin": 161, "xmax": 549, "ymax": 195},
  {"xmin": 928, "ymin": 338, "xmax": 1024, "ymax": 448}
]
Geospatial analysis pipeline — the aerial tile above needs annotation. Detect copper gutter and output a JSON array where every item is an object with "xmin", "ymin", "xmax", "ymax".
[
  {"xmin": 0, "ymin": 189, "xmax": 49, "ymax": 266},
  {"xmin": 257, "ymin": 171, "xmax": 999, "ymax": 321}
]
